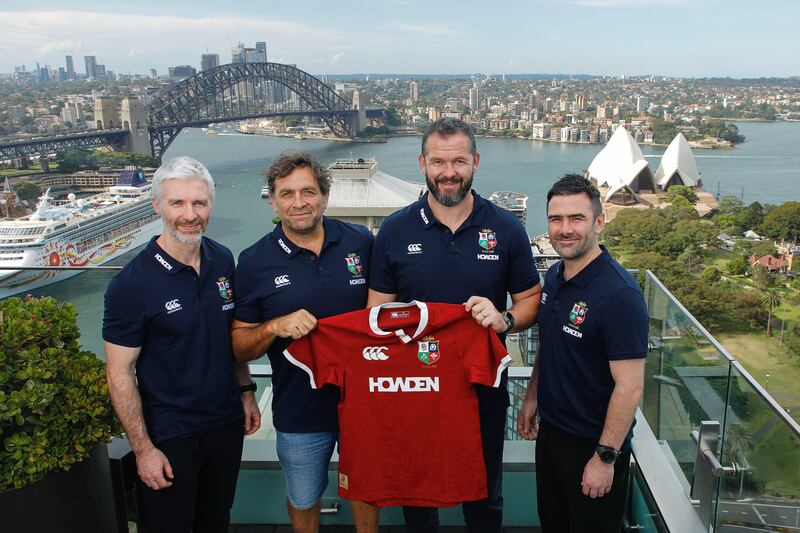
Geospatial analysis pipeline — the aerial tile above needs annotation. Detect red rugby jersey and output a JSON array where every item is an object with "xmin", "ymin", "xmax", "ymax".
[{"xmin": 283, "ymin": 301, "xmax": 511, "ymax": 507}]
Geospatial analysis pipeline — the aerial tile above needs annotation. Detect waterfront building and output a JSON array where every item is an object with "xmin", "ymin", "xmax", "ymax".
[
  {"xmin": 410, "ymin": 80, "xmax": 419, "ymax": 103},
  {"xmin": 655, "ymin": 132, "xmax": 701, "ymax": 190},
  {"xmin": 587, "ymin": 125, "xmax": 655, "ymax": 205},
  {"xmin": 325, "ymin": 158, "xmax": 425, "ymax": 233},
  {"xmin": 469, "ymin": 87, "xmax": 479, "ymax": 111},
  {"xmin": 488, "ymin": 191, "xmax": 528, "ymax": 225}
]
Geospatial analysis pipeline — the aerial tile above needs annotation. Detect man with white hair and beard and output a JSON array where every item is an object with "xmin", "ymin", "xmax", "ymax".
[
  {"xmin": 104, "ymin": 156, "xmax": 260, "ymax": 533},
  {"xmin": 366, "ymin": 117, "xmax": 542, "ymax": 532}
]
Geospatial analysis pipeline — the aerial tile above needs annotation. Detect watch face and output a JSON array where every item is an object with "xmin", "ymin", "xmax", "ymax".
[{"xmin": 599, "ymin": 449, "xmax": 616, "ymax": 463}]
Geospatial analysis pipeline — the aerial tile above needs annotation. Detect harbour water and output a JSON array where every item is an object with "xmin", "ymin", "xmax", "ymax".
[{"xmin": 20, "ymin": 120, "xmax": 800, "ymax": 356}]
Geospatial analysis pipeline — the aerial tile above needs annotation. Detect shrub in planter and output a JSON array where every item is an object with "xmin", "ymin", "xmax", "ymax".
[{"xmin": 0, "ymin": 296, "xmax": 119, "ymax": 491}]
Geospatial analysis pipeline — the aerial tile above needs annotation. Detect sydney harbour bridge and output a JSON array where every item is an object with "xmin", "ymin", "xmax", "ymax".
[{"xmin": 0, "ymin": 62, "xmax": 386, "ymax": 160}]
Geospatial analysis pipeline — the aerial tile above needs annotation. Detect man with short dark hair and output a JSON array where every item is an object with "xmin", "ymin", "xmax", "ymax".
[
  {"xmin": 231, "ymin": 151, "xmax": 374, "ymax": 533},
  {"xmin": 367, "ymin": 117, "xmax": 541, "ymax": 532},
  {"xmin": 517, "ymin": 173, "xmax": 648, "ymax": 533},
  {"xmin": 104, "ymin": 156, "xmax": 261, "ymax": 533}
]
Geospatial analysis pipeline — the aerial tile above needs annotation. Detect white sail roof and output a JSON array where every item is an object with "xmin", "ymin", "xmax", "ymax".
[
  {"xmin": 587, "ymin": 126, "xmax": 652, "ymax": 202},
  {"xmin": 655, "ymin": 133, "xmax": 700, "ymax": 188}
]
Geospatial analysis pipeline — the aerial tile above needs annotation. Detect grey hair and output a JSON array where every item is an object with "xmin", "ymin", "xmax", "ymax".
[{"xmin": 152, "ymin": 156, "xmax": 215, "ymax": 202}]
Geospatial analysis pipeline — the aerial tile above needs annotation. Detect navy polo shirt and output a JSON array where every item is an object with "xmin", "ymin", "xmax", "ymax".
[
  {"xmin": 537, "ymin": 247, "xmax": 648, "ymax": 448},
  {"xmin": 103, "ymin": 236, "xmax": 242, "ymax": 444},
  {"xmin": 369, "ymin": 191, "xmax": 540, "ymax": 412},
  {"xmin": 234, "ymin": 217, "xmax": 373, "ymax": 433}
]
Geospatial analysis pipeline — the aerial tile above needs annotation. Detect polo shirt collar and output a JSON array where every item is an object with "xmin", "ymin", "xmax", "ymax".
[
  {"xmin": 417, "ymin": 191, "xmax": 488, "ymax": 230},
  {"xmin": 270, "ymin": 216, "xmax": 340, "ymax": 258},
  {"xmin": 556, "ymin": 245, "xmax": 612, "ymax": 288},
  {"xmin": 145, "ymin": 236, "xmax": 212, "ymax": 276},
  {"xmin": 368, "ymin": 300, "xmax": 429, "ymax": 343}
]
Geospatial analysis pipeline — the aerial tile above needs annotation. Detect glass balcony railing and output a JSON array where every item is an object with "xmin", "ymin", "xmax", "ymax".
[{"xmin": 4, "ymin": 265, "xmax": 799, "ymax": 531}]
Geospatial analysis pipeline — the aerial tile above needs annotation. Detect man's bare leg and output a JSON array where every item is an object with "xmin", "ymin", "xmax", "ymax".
[
  {"xmin": 351, "ymin": 500, "xmax": 380, "ymax": 533},
  {"xmin": 287, "ymin": 499, "xmax": 321, "ymax": 533}
]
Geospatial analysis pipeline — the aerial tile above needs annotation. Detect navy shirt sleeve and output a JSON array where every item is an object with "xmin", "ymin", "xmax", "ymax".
[
  {"xmin": 233, "ymin": 248, "xmax": 263, "ymax": 324},
  {"xmin": 368, "ymin": 219, "xmax": 398, "ymax": 295},
  {"xmin": 506, "ymin": 219, "xmax": 540, "ymax": 295},
  {"xmin": 103, "ymin": 274, "xmax": 145, "ymax": 348},
  {"xmin": 601, "ymin": 286, "xmax": 649, "ymax": 360}
]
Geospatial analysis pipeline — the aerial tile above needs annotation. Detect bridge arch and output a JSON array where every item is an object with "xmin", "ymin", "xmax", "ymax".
[{"xmin": 146, "ymin": 62, "xmax": 356, "ymax": 157}]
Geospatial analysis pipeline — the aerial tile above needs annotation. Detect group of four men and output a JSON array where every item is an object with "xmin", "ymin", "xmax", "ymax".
[{"xmin": 103, "ymin": 117, "xmax": 648, "ymax": 533}]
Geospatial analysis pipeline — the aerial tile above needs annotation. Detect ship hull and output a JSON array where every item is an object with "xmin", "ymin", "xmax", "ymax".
[{"xmin": 0, "ymin": 219, "xmax": 161, "ymax": 299}]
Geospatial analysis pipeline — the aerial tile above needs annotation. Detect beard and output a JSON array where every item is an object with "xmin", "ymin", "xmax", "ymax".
[
  {"xmin": 164, "ymin": 218, "xmax": 205, "ymax": 245},
  {"xmin": 425, "ymin": 170, "xmax": 474, "ymax": 207},
  {"xmin": 551, "ymin": 232, "xmax": 597, "ymax": 261}
]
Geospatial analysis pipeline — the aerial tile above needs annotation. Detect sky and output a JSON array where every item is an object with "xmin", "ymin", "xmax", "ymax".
[{"xmin": 1, "ymin": 0, "xmax": 799, "ymax": 78}]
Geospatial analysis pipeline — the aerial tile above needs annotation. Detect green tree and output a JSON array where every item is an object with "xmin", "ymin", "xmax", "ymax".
[
  {"xmin": 759, "ymin": 201, "xmax": 800, "ymax": 241},
  {"xmin": 734, "ymin": 202, "xmax": 764, "ymax": 231},
  {"xmin": 665, "ymin": 185, "xmax": 699, "ymax": 206},
  {"xmin": 12, "ymin": 179, "xmax": 41, "ymax": 203},
  {"xmin": 732, "ymin": 290, "xmax": 767, "ymax": 329},
  {"xmin": 751, "ymin": 241, "xmax": 777, "ymax": 257},
  {"xmin": 701, "ymin": 266, "xmax": 722, "ymax": 285},
  {"xmin": 717, "ymin": 195, "xmax": 744, "ymax": 215},
  {"xmin": 726, "ymin": 255, "xmax": 749, "ymax": 276},
  {"xmin": 752, "ymin": 264, "xmax": 774, "ymax": 289},
  {"xmin": 761, "ymin": 288, "xmax": 782, "ymax": 336}
]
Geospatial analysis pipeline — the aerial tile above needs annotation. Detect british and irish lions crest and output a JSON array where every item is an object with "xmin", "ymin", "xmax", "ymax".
[
  {"xmin": 418, "ymin": 336, "xmax": 440, "ymax": 365},
  {"xmin": 478, "ymin": 228, "xmax": 497, "ymax": 251},
  {"xmin": 569, "ymin": 301, "xmax": 588, "ymax": 326},
  {"xmin": 345, "ymin": 252, "xmax": 363, "ymax": 276},
  {"xmin": 217, "ymin": 276, "xmax": 233, "ymax": 302}
]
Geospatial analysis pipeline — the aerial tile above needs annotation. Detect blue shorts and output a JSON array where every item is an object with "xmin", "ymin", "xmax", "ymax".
[{"xmin": 276, "ymin": 430, "xmax": 337, "ymax": 510}]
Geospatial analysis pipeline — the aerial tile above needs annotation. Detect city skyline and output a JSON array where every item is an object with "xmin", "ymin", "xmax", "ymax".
[{"xmin": 1, "ymin": 1, "xmax": 799, "ymax": 78}]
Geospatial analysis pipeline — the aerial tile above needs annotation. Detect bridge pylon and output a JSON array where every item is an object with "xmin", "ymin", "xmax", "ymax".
[{"xmin": 121, "ymin": 98, "xmax": 151, "ymax": 156}]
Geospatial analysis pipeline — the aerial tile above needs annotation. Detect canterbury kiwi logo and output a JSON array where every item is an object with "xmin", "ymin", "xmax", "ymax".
[
  {"xmin": 362, "ymin": 346, "xmax": 389, "ymax": 361},
  {"xmin": 407, "ymin": 243, "xmax": 422, "ymax": 254},
  {"xmin": 274, "ymin": 275, "xmax": 290, "ymax": 287}
]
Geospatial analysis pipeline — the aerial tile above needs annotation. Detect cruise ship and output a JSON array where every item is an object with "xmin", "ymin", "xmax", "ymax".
[{"xmin": 0, "ymin": 168, "xmax": 161, "ymax": 298}]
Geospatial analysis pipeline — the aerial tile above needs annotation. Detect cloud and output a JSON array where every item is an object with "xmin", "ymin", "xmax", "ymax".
[
  {"xmin": 36, "ymin": 39, "xmax": 83, "ymax": 54},
  {"xmin": 0, "ymin": 10, "xmax": 347, "ymax": 71}
]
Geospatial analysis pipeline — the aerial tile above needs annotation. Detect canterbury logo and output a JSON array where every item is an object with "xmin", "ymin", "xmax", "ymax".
[
  {"xmin": 362, "ymin": 346, "xmax": 389, "ymax": 361},
  {"xmin": 274, "ymin": 275, "xmax": 290, "ymax": 287},
  {"xmin": 164, "ymin": 299, "xmax": 182, "ymax": 313},
  {"xmin": 407, "ymin": 243, "xmax": 422, "ymax": 254},
  {"xmin": 369, "ymin": 376, "xmax": 439, "ymax": 393}
]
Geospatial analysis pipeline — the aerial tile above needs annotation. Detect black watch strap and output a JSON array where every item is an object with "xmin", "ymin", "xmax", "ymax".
[
  {"xmin": 595, "ymin": 444, "xmax": 619, "ymax": 464},
  {"xmin": 502, "ymin": 311, "xmax": 515, "ymax": 333},
  {"xmin": 239, "ymin": 381, "xmax": 257, "ymax": 393}
]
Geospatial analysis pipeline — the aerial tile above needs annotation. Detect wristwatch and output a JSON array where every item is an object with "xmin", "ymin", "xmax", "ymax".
[
  {"xmin": 502, "ymin": 310, "xmax": 515, "ymax": 333},
  {"xmin": 239, "ymin": 381, "xmax": 257, "ymax": 393},
  {"xmin": 595, "ymin": 444, "xmax": 619, "ymax": 464}
]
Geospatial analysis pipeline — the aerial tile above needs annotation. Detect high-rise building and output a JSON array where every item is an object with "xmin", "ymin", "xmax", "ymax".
[
  {"xmin": 636, "ymin": 96, "xmax": 649, "ymax": 113},
  {"xmin": 150, "ymin": 68, "xmax": 158, "ymax": 78},
  {"xmin": 168, "ymin": 65, "xmax": 197, "ymax": 81},
  {"xmin": 84, "ymin": 56, "xmax": 97, "ymax": 79},
  {"xmin": 201, "ymin": 54, "xmax": 220, "ymax": 71},
  {"xmin": 469, "ymin": 87, "xmax": 479, "ymax": 111},
  {"xmin": 255, "ymin": 41, "xmax": 268, "ymax": 62},
  {"xmin": 575, "ymin": 94, "xmax": 586, "ymax": 111},
  {"xmin": 409, "ymin": 81, "xmax": 418, "ymax": 103},
  {"xmin": 65, "ymin": 55, "xmax": 75, "ymax": 79}
]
